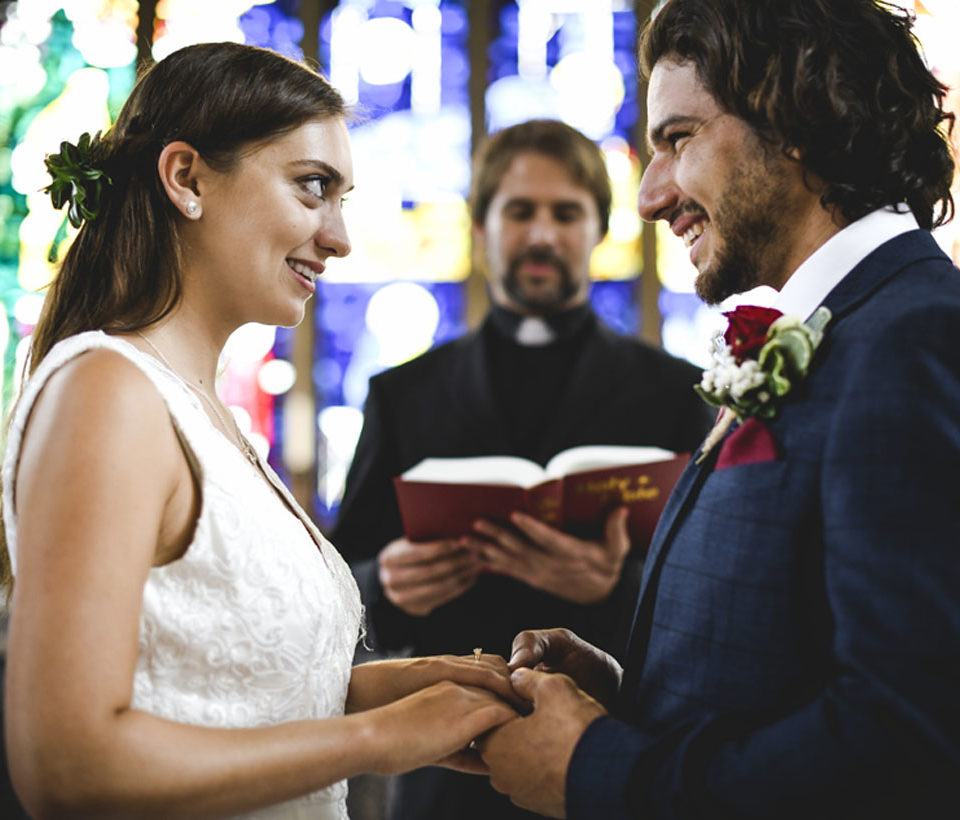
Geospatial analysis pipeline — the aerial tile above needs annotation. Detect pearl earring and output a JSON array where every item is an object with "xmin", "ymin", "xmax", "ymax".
[{"xmin": 185, "ymin": 201, "xmax": 200, "ymax": 218}]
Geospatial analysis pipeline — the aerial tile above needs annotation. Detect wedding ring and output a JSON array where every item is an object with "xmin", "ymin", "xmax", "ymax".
[{"xmin": 473, "ymin": 647, "xmax": 482, "ymax": 662}]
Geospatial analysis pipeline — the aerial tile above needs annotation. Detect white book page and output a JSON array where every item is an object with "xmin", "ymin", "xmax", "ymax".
[
  {"xmin": 401, "ymin": 456, "xmax": 546, "ymax": 488},
  {"xmin": 544, "ymin": 445, "xmax": 676, "ymax": 479}
]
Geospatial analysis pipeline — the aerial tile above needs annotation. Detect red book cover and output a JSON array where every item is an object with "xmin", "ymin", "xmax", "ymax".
[
  {"xmin": 392, "ymin": 448, "xmax": 689, "ymax": 550},
  {"xmin": 559, "ymin": 456, "xmax": 689, "ymax": 545}
]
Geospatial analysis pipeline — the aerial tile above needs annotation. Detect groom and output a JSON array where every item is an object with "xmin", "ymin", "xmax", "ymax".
[{"xmin": 479, "ymin": 1, "xmax": 960, "ymax": 817}]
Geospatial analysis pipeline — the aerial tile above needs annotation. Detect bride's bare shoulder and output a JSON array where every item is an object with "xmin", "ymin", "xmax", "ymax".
[{"xmin": 21, "ymin": 346, "xmax": 171, "ymax": 452}]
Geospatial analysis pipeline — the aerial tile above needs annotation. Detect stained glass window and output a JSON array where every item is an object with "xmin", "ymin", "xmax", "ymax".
[
  {"xmin": 1, "ymin": 1, "xmax": 138, "ymax": 410},
  {"xmin": 312, "ymin": 0, "xmax": 473, "ymax": 524}
]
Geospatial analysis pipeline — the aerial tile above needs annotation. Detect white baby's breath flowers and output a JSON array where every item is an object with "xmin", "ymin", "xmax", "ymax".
[
  {"xmin": 698, "ymin": 348, "xmax": 766, "ymax": 403},
  {"xmin": 729, "ymin": 359, "xmax": 767, "ymax": 400}
]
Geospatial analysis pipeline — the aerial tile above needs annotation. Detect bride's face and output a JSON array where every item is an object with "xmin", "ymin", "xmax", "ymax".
[{"xmin": 187, "ymin": 117, "xmax": 354, "ymax": 329}]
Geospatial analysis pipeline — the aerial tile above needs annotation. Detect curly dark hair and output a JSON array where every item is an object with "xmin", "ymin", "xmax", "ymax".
[{"xmin": 639, "ymin": 0, "xmax": 955, "ymax": 231}]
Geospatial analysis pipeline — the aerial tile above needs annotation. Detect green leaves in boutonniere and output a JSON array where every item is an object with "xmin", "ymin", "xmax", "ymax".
[
  {"xmin": 43, "ymin": 131, "xmax": 111, "ymax": 230},
  {"xmin": 696, "ymin": 304, "xmax": 832, "ymax": 422}
]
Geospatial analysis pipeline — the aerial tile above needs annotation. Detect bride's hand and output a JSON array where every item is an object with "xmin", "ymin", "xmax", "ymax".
[
  {"xmin": 346, "ymin": 653, "xmax": 524, "ymax": 714},
  {"xmin": 359, "ymin": 682, "xmax": 517, "ymax": 776}
]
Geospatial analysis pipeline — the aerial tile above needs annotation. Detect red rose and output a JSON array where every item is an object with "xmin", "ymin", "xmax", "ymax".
[{"xmin": 722, "ymin": 305, "xmax": 783, "ymax": 361}]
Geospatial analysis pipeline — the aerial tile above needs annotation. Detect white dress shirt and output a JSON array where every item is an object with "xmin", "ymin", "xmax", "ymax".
[{"xmin": 772, "ymin": 207, "xmax": 920, "ymax": 320}]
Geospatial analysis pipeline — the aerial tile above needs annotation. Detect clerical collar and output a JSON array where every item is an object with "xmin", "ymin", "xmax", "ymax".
[{"xmin": 488, "ymin": 303, "xmax": 593, "ymax": 346}]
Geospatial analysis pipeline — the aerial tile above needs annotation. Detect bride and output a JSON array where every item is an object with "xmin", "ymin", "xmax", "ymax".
[{"xmin": 1, "ymin": 42, "xmax": 516, "ymax": 819}]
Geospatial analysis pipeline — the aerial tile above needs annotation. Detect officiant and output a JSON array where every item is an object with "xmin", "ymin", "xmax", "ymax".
[{"xmin": 333, "ymin": 118, "xmax": 713, "ymax": 820}]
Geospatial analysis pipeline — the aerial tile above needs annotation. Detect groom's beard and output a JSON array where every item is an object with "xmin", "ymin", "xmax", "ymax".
[{"xmin": 695, "ymin": 139, "xmax": 794, "ymax": 305}]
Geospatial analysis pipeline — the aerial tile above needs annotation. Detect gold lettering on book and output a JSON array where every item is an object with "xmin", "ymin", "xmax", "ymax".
[
  {"xmin": 577, "ymin": 474, "xmax": 660, "ymax": 503},
  {"xmin": 531, "ymin": 495, "xmax": 560, "ymax": 523}
]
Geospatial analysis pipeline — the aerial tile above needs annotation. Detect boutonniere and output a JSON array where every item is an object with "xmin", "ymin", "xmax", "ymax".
[{"xmin": 695, "ymin": 304, "xmax": 832, "ymax": 461}]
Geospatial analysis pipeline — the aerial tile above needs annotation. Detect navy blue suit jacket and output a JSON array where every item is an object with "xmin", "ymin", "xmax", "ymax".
[{"xmin": 567, "ymin": 231, "xmax": 960, "ymax": 819}]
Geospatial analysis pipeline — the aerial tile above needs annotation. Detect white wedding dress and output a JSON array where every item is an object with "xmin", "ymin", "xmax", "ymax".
[{"xmin": 2, "ymin": 331, "xmax": 364, "ymax": 819}]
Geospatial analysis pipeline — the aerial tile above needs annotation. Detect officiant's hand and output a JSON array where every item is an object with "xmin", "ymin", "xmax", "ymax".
[
  {"xmin": 378, "ymin": 537, "xmax": 483, "ymax": 616},
  {"xmin": 479, "ymin": 667, "xmax": 605, "ymax": 818},
  {"xmin": 508, "ymin": 628, "xmax": 622, "ymax": 710},
  {"xmin": 465, "ymin": 506, "xmax": 630, "ymax": 604}
]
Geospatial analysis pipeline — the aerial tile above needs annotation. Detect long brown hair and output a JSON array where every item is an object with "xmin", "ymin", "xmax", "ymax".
[{"xmin": 1, "ymin": 42, "xmax": 346, "ymax": 591}]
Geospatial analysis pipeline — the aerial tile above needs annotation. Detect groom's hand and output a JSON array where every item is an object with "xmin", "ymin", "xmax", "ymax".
[
  {"xmin": 509, "ymin": 628, "xmax": 622, "ymax": 710},
  {"xmin": 479, "ymin": 667, "xmax": 605, "ymax": 818},
  {"xmin": 465, "ymin": 506, "xmax": 631, "ymax": 604}
]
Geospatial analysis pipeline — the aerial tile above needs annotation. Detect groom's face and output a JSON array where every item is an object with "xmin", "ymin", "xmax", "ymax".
[{"xmin": 638, "ymin": 58, "xmax": 810, "ymax": 304}]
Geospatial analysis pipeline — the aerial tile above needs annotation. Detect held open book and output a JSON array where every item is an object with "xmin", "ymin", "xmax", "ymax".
[{"xmin": 392, "ymin": 445, "xmax": 690, "ymax": 549}]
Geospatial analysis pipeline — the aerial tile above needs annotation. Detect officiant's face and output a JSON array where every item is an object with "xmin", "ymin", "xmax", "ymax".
[
  {"xmin": 637, "ymin": 59, "xmax": 810, "ymax": 303},
  {"xmin": 476, "ymin": 151, "xmax": 602, "ymax": 316}
]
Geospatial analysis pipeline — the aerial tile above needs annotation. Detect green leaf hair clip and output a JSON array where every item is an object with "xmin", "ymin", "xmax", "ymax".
[{"xmin": 43, "ymin": 131, "xmax": 111, "ymax": 229}]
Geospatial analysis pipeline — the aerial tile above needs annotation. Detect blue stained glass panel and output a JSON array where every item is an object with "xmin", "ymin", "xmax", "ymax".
[
  {"xmin": 312, "ymin": 279, "xmax": 466, "ymax": 526},
  {"xmin": 314, "ymin": 280, "xmax": 467, "ymax": 408},
  {"xmin": 240, "ymin": 2, "xmax": 305, "ymax": 60},
  {"xmin": 591, "ymin": 281, "xmax": 639, "ymax": 337}
]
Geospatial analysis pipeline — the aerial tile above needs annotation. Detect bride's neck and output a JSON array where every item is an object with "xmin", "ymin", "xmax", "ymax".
[{"xmin": 135, "ymin": 307, "xmax": 229, "ymax": 390}]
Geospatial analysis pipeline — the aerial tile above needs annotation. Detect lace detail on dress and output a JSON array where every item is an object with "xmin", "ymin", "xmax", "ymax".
[{"xmin": 2, "ymin": 331, "xmax": 362, "ymax": 820}]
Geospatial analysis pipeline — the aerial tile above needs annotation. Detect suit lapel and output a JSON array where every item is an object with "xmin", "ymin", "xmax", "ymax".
[
  {"xmin": 822, "ymin": 229, "xmax": 945, "ymax": 319},
  {"xmin": 619, "ymin": 435, "xmax": 722, "ymax": 673},
  {"xmin": 638, "ymin": 442, "xmax": 715, "ymax": 591}
]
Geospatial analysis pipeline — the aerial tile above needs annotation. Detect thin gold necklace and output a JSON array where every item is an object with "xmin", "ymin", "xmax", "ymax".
[{"xmin": 135, "ymin": 331, "xmax": 259, "ymax": 466}]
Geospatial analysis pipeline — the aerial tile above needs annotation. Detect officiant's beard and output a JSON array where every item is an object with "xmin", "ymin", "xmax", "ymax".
[{"xmin": 503, "ymin": 248, "xmax": 579, "ymax": 314}]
